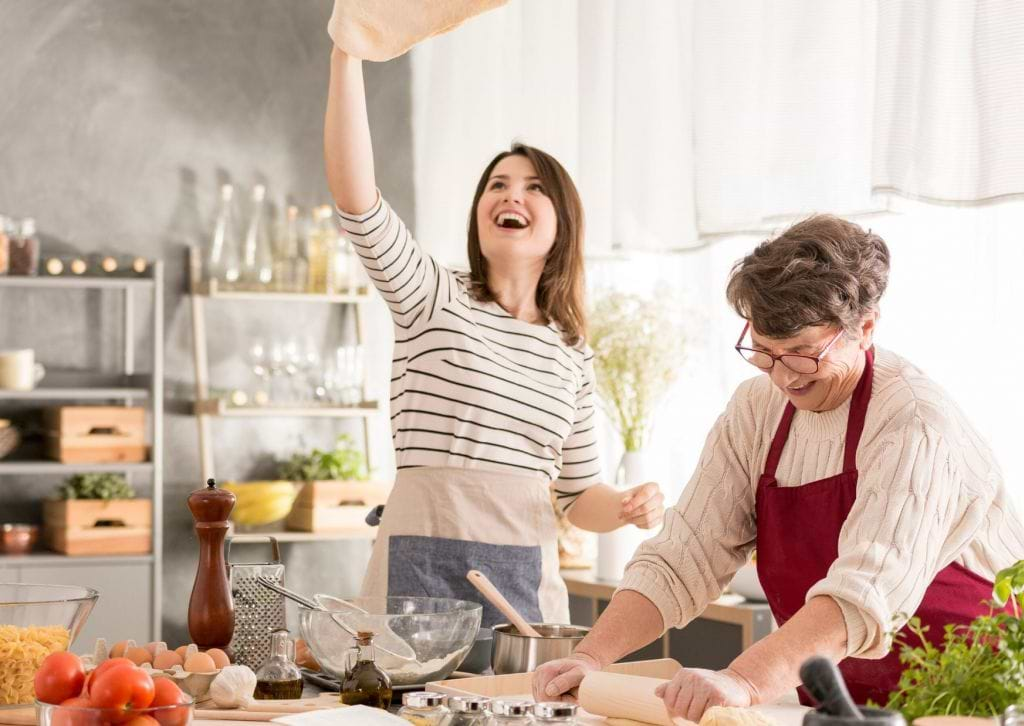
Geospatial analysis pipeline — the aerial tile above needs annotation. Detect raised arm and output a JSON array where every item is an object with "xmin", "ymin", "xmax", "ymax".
[{"xmin": 324, "ymin": 47, "xmax": 378, "ymax": 215}]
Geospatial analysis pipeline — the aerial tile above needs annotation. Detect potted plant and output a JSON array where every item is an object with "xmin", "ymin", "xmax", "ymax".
[
  {"xmin": 587, "ymin": 290, "xmax": 686, "ymax": 580},
  {"xmin": 282, "ymin": 435, "xmax": 390, "ymax": 533},
  {"xmin": 44, "ymin": 473, "xmax": 152, "ymax": 556}
]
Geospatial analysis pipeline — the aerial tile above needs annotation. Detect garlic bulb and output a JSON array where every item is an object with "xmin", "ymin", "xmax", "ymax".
[{"xmin": 208, "ymin": 665, "xmax": 257, "ymax": 708}]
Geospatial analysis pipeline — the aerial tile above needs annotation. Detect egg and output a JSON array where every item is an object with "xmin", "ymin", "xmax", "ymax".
[
  {"xmin": 205, "ymin": 648, "xmax": 230, "ymax": 669},
  {"xmin": 145, "ymin": 641, "xmax": 168, "ymax": 657},
  {"xmin": 174, "ymin": 645, "xmax": 190, "ymax": 660},
  {"xmin": 184, "ymin": 652, "xmax": 216, "ymax": 673},
  {"xmin": 110, "ymin": 640, "xmax": 131, "ymax": 658},
  {"xmin": 152, "ymin": 650, "xmax": 183, "ymax": 670},
  {"xmin": 125, "ymin": 646, "xmax": 153, "ymax": 665}
]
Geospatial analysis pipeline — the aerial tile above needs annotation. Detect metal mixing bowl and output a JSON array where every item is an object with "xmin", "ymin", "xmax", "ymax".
[
  {"xmin": 491, "ymin": 623, "xmax": 590, "ymax": 674},
  {"xmin": 299, "ymin": 596, "xmax": 482, "ymax": 686}
]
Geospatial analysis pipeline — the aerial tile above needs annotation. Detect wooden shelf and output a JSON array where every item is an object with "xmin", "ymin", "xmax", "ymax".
[
  {"xmin": 195, "ymin": 399, "xmax": 380, "ymax": 418},
  {"xmin": 0, "ymin": 552, "xmax": 155, "ymax": 566},
  {"xmin": 0, "ymin": 371, "xmax": 150, "ymax": 401},
  {"xmin": 192, "ymin": 281, "xmax": 372, "ymax": 304},
  {"xmin": 0, "ymin": 276, "xmax": 154, "ymax": 290},
  {"xmin": 0, "ymin": 461, "xmax": 154, "ymax": 475},
  {"xmin": 228, "ymin": 527, "xmax": 376, "ymax": 543}
]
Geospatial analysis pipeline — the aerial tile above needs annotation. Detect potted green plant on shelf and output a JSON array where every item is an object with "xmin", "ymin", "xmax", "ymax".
[
  {"xmin": 587, "ymin": 290, "xmax": 686, "ymax": 580},
  {"xmin": 44, "ymin": 473, "xmax": 152, "ymax": 556},
  {"xmin": 280, "ymin": 434, "xmax": 390, "ymax": 533}
]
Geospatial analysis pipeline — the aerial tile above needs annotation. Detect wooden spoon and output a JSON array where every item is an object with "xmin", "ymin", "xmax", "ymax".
[{"xmin": 466, "ymin": 569, "xmax": 542, "ymax": 637}]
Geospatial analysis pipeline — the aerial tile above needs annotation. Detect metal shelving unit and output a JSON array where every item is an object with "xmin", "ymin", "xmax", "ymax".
[
  {"xmin": 0, "ymin": 266, "xmax": 164, "ymax": 642},
  {"xmin": 187, "ymin": 247, "xmax": 378, "ymax": 484}
]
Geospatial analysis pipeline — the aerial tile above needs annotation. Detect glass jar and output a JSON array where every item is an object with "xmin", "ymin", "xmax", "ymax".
[
  {"xmin": 0, "ymin": 215, "xmax": 10, "ymax": 275},
  {"xmin": 398, "ymin": 691, "xmax": 450, "ymax": 726},
  {"xmin": 340, "ymin": 630, "xmax": 392, "ymax": 709},
  {"xmin": 491, "ymin": 699, "xmax": 532, "ymax": 725},
  {"xmin": 531, "ymin": 703, "xmax": 577, "ymax": 725},
  {"xmin": 10, "ymin": 218, "xmax": 39, "ymax": 275},
  {"xmin": 254, "ymin": 629, "xmax": 304, "ymax": 699},
  {"xmin": 448, "ymin": 696, "xmax": 493, "ymax": 726}
]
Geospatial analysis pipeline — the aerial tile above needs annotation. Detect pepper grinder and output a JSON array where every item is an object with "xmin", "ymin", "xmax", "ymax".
[{"xmin": 187, "ymin": 478, "xmax": 237, "ymax": 649}]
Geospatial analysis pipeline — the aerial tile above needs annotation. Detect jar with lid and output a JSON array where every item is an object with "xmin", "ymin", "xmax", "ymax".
[
  {"xmin": 491, "ymin": 699, "xmax": 532, "ymax": 725},
  {"xmin": 254, "ymin": 629, "xmax": 303, "ymax": 699},
  {"xmin": 10, "ymin": 218, "xmax": 39, "ymax": 275},
  {"xmin": 340, "ymin": 630, "xmax": 392, "ymax": 708},
  {"xmin": 398, "ymin": 691, "xmax": 450, "ymax": 726},
  {"xmin": 448, "ymin": 696, "xmax": 492, "ymax": 726},
  {"xmin": 531, "ymin": 703, "xmax": 577, "ymax": 725}
]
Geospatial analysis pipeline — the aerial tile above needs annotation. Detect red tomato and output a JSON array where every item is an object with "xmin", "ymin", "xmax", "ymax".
[
  {"xmin": 122, "ymin": 716, "xmax": 159, "ymax": 726},
  {"xmin": 35, "ymin": 652, "xmax": 86, "ymax": 705},
  {"xmin": 49, "ymin": 696, "xmax": 100, "ymax": 726},
  {"xmin": 89, "ymin": 665, "xmax": 155, "ymax": 721},
  {"xmin": 149, "ymin": 678, "xmax": 190, "ymax": 726},
  {"xmin": 83, "ymin": 658, "xmax": 135, "ymax": 696}
]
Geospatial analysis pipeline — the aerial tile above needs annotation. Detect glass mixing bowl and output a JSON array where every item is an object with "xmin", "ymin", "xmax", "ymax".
[
  {"xmin": 299, "ymin": 597, "xmax": 482, "ymax": 686},
  {"xmin": 0, "ymin": 583, "xmax": 99, "ymax": 707}
]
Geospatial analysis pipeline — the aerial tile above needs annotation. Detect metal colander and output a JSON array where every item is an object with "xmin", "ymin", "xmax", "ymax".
[{"xmin": 227, "ymin": 536, "xmax": 286, "ymax": 670}]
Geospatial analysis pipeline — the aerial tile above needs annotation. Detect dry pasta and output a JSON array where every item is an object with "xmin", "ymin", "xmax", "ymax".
[{"xmin": 0, "ymin": 624, "xmax": 71, "ymax": 705}]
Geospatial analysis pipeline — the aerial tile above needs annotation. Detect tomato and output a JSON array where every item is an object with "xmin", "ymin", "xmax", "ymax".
[
  {"xmin": 122, "ymin": 716, "xmax": 159, "ymax": 726},
  {"xmin": 83, "ymin": 658, "xmax": 135, "ymax": 696},
  {"xmin": 49, "ymin": 696, "xmax": 100, "ymax": 726},
  {"xmin": 35, "ymin": 652, "xmax": 86, "ymax": 705},
  {"xmin": 149, "ymin": 678, "xmax": 190, "ymax": 726},
  {"xmin": 89, "ymin": 665, "xmax": 155, "ymax": 721}
]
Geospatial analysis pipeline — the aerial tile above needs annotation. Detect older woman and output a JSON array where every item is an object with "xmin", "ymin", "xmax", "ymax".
[{"xmin": 534, "ymin": 215, "xmax": 1024, "ymax": 717}]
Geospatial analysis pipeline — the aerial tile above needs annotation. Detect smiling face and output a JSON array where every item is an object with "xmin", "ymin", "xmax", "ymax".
[
  {"xmin": 474, "ymin": 154, "xmax": 558, "ymax": 270},
  {"xmin": 748, "ymin": 320, "xmax": 873, "ymax": 412}
]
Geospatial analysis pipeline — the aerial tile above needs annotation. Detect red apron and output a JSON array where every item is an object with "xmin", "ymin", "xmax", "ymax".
[{"xmin": 755, "ymin": 348, "xmax": 1007, "ymax": 706}]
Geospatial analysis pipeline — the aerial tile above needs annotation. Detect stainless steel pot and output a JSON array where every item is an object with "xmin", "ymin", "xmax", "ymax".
[{"xmin": 491, "ymin": 623, "xmax": 590, "ymax": 674}]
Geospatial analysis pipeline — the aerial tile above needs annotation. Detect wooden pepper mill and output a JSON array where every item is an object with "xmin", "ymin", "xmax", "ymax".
[{"xmin": 187, "ymin": 478, "xmax": 236, "ymax": 649}]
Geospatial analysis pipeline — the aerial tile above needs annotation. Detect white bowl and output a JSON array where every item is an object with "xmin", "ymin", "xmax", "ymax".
[{"xmin": 728, "ymin": 563, "xmax": 767, "ymax": 602}]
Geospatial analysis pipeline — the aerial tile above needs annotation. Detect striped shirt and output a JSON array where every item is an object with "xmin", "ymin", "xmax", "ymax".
[{"xmin": 337, "ymin": 194, "xmax": 601, "ymax": 510}]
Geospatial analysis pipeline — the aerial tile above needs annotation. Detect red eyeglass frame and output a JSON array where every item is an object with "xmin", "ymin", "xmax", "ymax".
[{"xmin": 734, "ymin": 321, "xmax": 844, "ymax": 373}]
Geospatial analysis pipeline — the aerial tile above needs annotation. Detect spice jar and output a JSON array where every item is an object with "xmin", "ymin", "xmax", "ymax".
[
  {"xmin": 492, "ymin": 699, "xmax": 532, "ymax": 725},
  {"xmin": 254, "ymin": 629, "xmax": 303, "ymax": 699},
  {"xmin": 449, "ymin": 696, "xmax": 492, "ymax": 726},
  {"xmin": 531, "ymin": 703, "xmax": 577, "ymax": 725},
  {"xmin": 398, "ymin": 691, "xmax": 450, "ymax": 726},
  {"xmin": 9, "ymin": 218, "xmax": 39, "ymax": 275}
]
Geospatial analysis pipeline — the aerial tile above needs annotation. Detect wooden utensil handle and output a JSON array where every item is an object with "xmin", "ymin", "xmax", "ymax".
[
  {"xmin": 466, "ymin": 569, "xmax": 542, "ymax": 637},
  {"xmin": 579, "ymin": 671, "xmax": 695, "ymax": 726}
]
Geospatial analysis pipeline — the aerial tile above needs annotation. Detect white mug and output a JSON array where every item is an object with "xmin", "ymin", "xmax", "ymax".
[{"xmin": 0, "ymin": 349, "xmax": 46, "ymax": 391}]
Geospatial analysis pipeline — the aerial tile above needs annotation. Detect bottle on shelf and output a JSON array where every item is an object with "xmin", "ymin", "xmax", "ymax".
[
  {"xmin": 206, "ymin": 184, "xmax": 241, "ymax": 289},
  {"xmin": 0, "ymin": 215, "xmax": 10, "ymax": 275},
  {"xmin": 339, "ymin": 630, "xmax": 392, "ymax": 709},
  {"xmin": 240, "ymin": 184, "xmax": 273, "ymax": 290},
  {"xmin": 307, "ymin": 206, "xmax": 337, "ymax": 294},
  {"xmin": 272, "ymin": 205, "xmax": 309, "ymax": 293},
  {"xmin": 10, "ymin": 218, "xmax": 40, "ymax": 276}
]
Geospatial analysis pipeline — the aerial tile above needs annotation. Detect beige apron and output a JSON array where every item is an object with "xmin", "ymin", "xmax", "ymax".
[{"xmin": 361, "ymin": 467, "xmax": 569, "ymax": 627}]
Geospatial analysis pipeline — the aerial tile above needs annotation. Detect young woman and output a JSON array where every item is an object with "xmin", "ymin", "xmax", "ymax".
[{"xmin": 324, "ymin": 47, "xmax": 665, "ymax": 627}]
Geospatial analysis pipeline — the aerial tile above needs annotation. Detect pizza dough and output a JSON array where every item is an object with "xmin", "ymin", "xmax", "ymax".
[
  {"xmin": 601, "ymin": 706, "xmax": 779, "ymax": 726},
  {"xmin": 327, "ymin": 0, "xmax": 509, "ymax": 61}
]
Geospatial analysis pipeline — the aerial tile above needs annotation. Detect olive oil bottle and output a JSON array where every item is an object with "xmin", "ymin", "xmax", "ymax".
[
  {"xmin": 255, "ymin": 629, "xmax": 304, "ymax": 699},
  {"xmin": 340, "ymin": 631, "xmax": 392, "ymax": 708}
]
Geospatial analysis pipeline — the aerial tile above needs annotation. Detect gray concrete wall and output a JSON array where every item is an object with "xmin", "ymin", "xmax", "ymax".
[{"xmin": 0, "ymin": 0, "xmax": 413, "ymax": 646}]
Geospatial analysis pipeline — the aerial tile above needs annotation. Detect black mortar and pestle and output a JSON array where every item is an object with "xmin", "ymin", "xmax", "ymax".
[{"xmin": 800, "ymin": 657, "xmax": 906, "ymax": 726}]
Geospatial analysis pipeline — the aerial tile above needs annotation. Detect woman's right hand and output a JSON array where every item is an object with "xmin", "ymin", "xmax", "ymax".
[{"xmin": 531, "ymin": 652, "xmax": 602, "ymax": 702}]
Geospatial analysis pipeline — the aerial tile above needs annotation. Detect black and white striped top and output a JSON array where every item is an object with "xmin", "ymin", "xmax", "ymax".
[{"xmin": 337, "ymin": 195, "xmax": 601, "ymax": 510}]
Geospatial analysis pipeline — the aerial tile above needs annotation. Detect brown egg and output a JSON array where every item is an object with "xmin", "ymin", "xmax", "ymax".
[
  {"xmin": 205, "ymin": 648, "xmax": 230, "ymax": 669},
  {"xmin": 125, "ymin": 646, "xmax": 153, "ymax": 665},
  {"xmin": 152, "ymin": 650, "xmax": 183, "ymax": 670},
  {"xmin": 183, "ymin": 652, "xmax": 216, "ymax": 673},
  {"xmin": 174, "ymin": 645, "xmax": 190, "ymax": 660},
  {"xmin": 110, "ymin": 640, "xmax": 131, "ymax": 658},
  {"xmin": 145, "ymin": 641, "xmax": 168, "ymax": 657}
]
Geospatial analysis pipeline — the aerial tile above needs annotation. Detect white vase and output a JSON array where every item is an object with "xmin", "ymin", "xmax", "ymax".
[{"xmin": 596, "ymin": 450, "xmax": 651, "ymax": 582}]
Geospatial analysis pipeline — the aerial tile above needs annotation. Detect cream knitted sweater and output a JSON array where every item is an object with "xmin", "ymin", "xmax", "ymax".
[{"xmin": 619, "ymin": 347, "xmax": 1024, "ymax": 658}]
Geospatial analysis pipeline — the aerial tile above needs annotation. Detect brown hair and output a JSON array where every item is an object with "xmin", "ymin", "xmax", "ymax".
[
  {"xmin": 726, "ymin": 214, "xmax": 890, "ymax": 338},
  {"xmin": 466, "ymin": 143, "xmax": 586, "ymax": 346}
]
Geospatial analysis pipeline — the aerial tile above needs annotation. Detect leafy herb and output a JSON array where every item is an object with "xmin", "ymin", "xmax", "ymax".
[
  {"xmin": 885, "ymin": 560, "xmax": 1024, "ymax": 720},
  {"xmin": 57, "ymin": 473, "xmax": 135, "ymax": 500},
  {"xmin": 278, "ymin": 434, "xmax": 367, "ymax": 482}
]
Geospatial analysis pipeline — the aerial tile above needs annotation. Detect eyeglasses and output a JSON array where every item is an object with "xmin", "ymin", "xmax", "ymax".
[{"xmin": 734, "ymin": 322, "xmax": 844, "ymax": 374}]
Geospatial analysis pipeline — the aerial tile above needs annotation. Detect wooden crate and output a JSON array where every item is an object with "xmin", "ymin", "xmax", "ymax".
[
  {"xmin": 44, "ymin": 406, "xmax": 147, "ymax": 463},
  {"xmin": 43, "ymin": 498, "xmax": 152, "ymax": 556},
  {"xmin": 285, "ymin": 480, "xmax": 390, "ymax": 532}
]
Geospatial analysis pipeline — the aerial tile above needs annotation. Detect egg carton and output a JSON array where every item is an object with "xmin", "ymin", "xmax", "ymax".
[{"xmin": 83, "ymin": 638, "xmax": 226, "ymax": 699}]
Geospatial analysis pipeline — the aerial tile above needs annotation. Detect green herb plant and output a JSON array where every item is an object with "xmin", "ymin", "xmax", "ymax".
[
  {"xmin": 57, "ymin": 473, "xmax": 135, "ymax": 500},
  {"xmin": 885, "ymin": 560, "xmax": 1024, "ymax": 720},
  {"xmin": 279, "ymin": 434, "xmax": 367, "ymax": 482}
]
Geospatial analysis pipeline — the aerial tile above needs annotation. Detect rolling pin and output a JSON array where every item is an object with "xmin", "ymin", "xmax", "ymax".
[{"xmin": 578, "ymin": 671, "xmax": 695, "ymax": 726}]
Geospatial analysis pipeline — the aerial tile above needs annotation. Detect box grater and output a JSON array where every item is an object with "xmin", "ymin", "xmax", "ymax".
[{"xmin": 227, "ymin": 536, "xmax": 287, "ymax": 670}]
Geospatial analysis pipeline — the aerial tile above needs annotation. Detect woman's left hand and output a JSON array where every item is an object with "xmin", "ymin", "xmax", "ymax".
[
  {"xmin": 619, "ymin": 482, "xmax": 665, "ymax": 529},
  {"xmin": 654, "ymin": 667, "xmax": 754, "ymax": 722}
]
